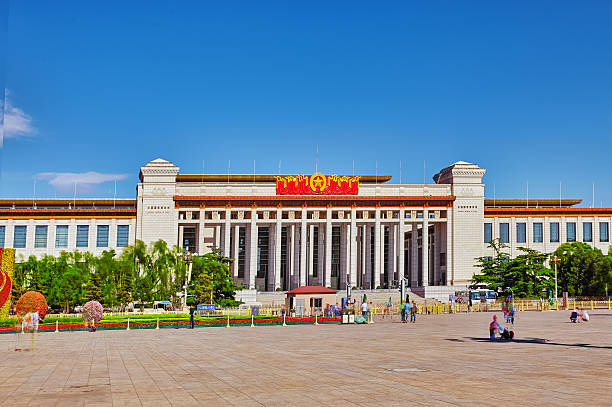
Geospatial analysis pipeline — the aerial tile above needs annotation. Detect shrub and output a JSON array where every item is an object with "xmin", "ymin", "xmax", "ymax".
[
  {"xmin": 15, "ymin": 291, "xmax": 48, "ymax": 321},
  {"xmin": 82, "ymin": 301, "xmax": 104, "ymax": 322}
]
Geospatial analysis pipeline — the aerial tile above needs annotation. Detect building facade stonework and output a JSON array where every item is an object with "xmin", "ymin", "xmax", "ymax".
[{"xmin": 1, "ymin": 158, "xmax": 610, "ymax": 299}]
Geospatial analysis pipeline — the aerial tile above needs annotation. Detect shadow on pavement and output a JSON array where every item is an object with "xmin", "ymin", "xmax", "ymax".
[{"xmin": 464, "ymin": 337, "xmax": 612, "ymax": 350}]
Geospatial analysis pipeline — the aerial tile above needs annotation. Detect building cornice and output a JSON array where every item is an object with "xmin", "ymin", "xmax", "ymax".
[
  {"xmin": 485, "ymin": 207, "xmax": 612, "ymax": 217},
  {"xmin": 173, "ymin": 195, "xmax": 455, "ymax": 208}
]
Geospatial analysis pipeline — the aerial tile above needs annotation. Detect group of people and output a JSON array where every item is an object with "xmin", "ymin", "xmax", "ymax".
[
  {"xmin": 489, "ymin": 315, "xmax": 514, "ymax": 340},
  {"xmin": 570, "ymin": 308, "xmax": 589, "ymax": 322},
  {"xmin": 400, "ymin": 301, "xmax": 417, "ymax": 323}
]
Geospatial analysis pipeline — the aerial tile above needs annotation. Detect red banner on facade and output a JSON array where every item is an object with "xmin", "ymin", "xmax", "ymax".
[{"xmin": 275, "ymin": 173, "xmax": 360, "ymax": 195}]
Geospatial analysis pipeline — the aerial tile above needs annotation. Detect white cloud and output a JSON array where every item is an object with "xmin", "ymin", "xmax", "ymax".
[
  {"xmin": 1, "ymin": 92, "xmax": 36, "ymax": 144},
  {"xmin": 36, "ymin": 172, "xmax": 129, "ymax": 193}
]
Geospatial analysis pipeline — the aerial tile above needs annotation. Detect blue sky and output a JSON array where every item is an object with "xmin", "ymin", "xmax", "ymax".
[{"xmin": 1, "ymin": 1, "xmax": 611, "ymax": 206}]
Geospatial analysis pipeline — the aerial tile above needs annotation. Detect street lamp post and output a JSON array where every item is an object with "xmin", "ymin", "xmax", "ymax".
[
  {"xmin": 182, "ymin": 250, "xmax": 192, "ymax": 309},
  {"xmin": 551, "ymin": 255, "xmax": 560, "ymax": 305}
]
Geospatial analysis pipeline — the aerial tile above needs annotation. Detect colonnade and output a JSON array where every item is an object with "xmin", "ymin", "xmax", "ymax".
[{"xmin": 179, "ymin": 206, "xmax": 450, "ymax": 291}]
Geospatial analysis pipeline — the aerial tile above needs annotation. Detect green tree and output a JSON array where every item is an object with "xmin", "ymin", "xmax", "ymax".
[
  {"xmin": 192, "ymin": 268, "xmax": 212, "ymax": 305},
  {"xmin": 83, "ymin": 271, "xmax": 103, "ymax": 303},
  {"xmin": 191, "ymin": 248, "xmax": 241, "ymax": 306},
  {"xmin": 473, "ymin": 239, "xmax": 554, "ymax": 297},
  {"xmin": 553, "ymin": 242, "xmax": 612, "ymax": 296}
]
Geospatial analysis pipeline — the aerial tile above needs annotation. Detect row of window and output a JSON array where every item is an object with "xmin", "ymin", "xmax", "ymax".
[
  {"xmin": 485, "ymin": 222, "xmax": 609, "ymax": 244},
  {"xmin": 0, "ymin": 225, "xmax": 130, "ymax": 249}
]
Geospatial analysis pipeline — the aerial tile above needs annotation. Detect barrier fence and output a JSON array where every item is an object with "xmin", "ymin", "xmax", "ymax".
[{"xmin": 4, "ymin": 299, "xmax": 610, "ymax": 326}]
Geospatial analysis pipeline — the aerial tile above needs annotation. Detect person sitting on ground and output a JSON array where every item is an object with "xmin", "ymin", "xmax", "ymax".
[
  {"xmin": 570, "ymin": 308, "xmax": 579, "ymax": 323},
  {"xmin": 489, "ymin": 315, "xmax": 504, "ymax": 340},
  {"xmin": 581, "ymin": 308, "xmax": 590, "ymax": 322}
]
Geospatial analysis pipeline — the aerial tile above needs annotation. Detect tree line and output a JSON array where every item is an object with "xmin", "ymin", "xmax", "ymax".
[
  {"xmin": 474, "ymin": 239, "xmax": 612, "ymax": 298},
  {"xmin": 11, "ymin": 240, "xmax": 241, "ymax": 313}
]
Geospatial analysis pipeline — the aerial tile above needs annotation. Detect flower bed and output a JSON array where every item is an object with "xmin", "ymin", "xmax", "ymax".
[{"xmin": 0, "ymin": 316, "xmax": 342, "ymax": 333}]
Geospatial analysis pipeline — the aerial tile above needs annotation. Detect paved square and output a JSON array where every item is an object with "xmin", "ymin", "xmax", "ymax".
[{"xmin": 1, "ymin": 310, "xmax": 610, "ymax": 406}]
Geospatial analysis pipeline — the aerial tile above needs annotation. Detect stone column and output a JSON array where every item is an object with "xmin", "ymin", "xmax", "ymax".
[
  {"xmin": 446, "ymin": 209, "xmax": 453, "ymax": 285},
  {"xmin": 388, "ymin": 223, "xmax": 395, "ymax": 287},
  {"xmin": 178, "ymin": 225, "xmax": 184, "ymax": 251},
  {"xmin": 249, "ymin": 209, "xmax": 257, "ymax": 289},
  {"xmin": 433, "ymin": 222, "xmax": 440, "ymax": 285},
  {"xmin": 374, "ymin": 209, "xmax": 381, "ymax": 289},
  {"xmin": 398, "ymin": 208, "xmax": 405, "ymax": 283},
  {"xmin": 350, "ymin": 207, "xmax": 357, "ymax": 289},
  {"xmin": 215, "ymin": 225, "xmax": 221, "ymax": 249},
  {"xmin": 232, "ymin": 225, "xmax": 239, "ymax": 278},
  {"xmin": 411, "ymin": 222, "xmax": 419, "ymax": 287},
  {"xmin": 325, "ymin": 208, "xmax": 332, "ymax": 287},
  {"xmin": 198, "ymin": 215, "xmax": 205, "ymax": 254},
  {"xmin": 365, "ymin": 224, "xmax": 371, "ymax": 289},
  {"xmin": 300, "ymin": 209, "xmax": 307, "ymax": 287},
  {"xmin": 275, "ymin": 210, "xmax": 282, "ymax": 290},
  {"xmin": 422, "ymin": 210, "xmax": 429, "ymax": 287},
  {"xmin": 309, "ymin": 224, "xmax": 315, "ymax": 285},
  {"xmin": 361, "ymin": 224, "xmax": 367, "ymax": 288},
  {"xmin": 318, "ymin": 224, "xmax": 325, "ymax": 285},
  {"xmin": 342, "ymin": 224, "xmax": 350, "ymax": 289},
  {"xmin": 224, "ymin": 209, "xmax": 231, "ymax": 257},
  {"xmin": 290, "ymin": 224, "xmax": 296, "ymax": 290}
]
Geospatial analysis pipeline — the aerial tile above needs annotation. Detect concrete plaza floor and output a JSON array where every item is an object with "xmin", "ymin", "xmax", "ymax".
[{"xmin": 0, "ymin": 309, "xmax": 610, "ymax": 407}]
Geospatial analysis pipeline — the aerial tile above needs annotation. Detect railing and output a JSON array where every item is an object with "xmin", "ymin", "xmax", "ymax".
[{"xmin": 4, "ymin": 299, "xmax": 610, "ymax": 321}]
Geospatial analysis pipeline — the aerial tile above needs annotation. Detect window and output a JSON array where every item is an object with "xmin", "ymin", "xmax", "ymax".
[
  {"xmin": 117, "ymin": 225, "xmax": 129, "ymax": 247},
  {"xmin": 182, "ymin": 226, "xmax": 196, "ymax": 252},
  {"xmin": 533, "ymin": 223, "xmax": 543, "ymax": 243},
  {"xmin": 600, "ymin": 222, "xmax": 609, "ymax": 242},
  {"xmin": 256, "ymin": 227, "xmax": 269, "ymax": 279},
  {"xmin": 55, "ymin": 225, "xmax": 69, "ymax": 248},
  {"xmin": 550, "ymin": 222, "xmax": 559, "ymax": 243},
  {"xmin": 516, "ymin": 223, "xmax": 526, "ymax": 243},
  {"xmin": 0, "ymin": 226, "xmax": 5, "ymax": 248},
  {"xmin": 238, "ymin": 227, "xmax": 246, "ymax": 278},
  {"xmin": 13, "ymin": 226, "xmax": 27, "ymax": 248},
  {"xmin": 76, "ymin": 225, "xmax": 89, "ymax": 247},
  {"xmin": 383, "ymin": 226, "xmax": 389, "ymax": 287},
  {"xmin": 331, "ymin": 226, "xmax": 341, "ymax": 280},
  {"xmin": 499, "ymin": 223, "xmax": 509, "ymax": 243},
  {"xmin": 34, "ymin": 226, "xmax": 48, "ymax": 248},
  {"xmin": 280, "ymin": 226, "xmax": 287, "ymax": 287},
  {"xmin": 312, "ymin": 226, "xmax": 319, "ymax": 278},
  {"xmin": 566, "ymin": 222, "xmax": 576, "ymax": 242},
  {"xmin": 484, "ymin": 223, "xmax": 492, "ymax": 243},
  {"xmin": 583, "ymin": 222, "xmax": 592, "ymax": 243},
  {"xmin": 440, "ymin": 252, "xmax": 446, "ymax": 267},
  {"xmin": 96, "ymin": 225, "xmax": 109, "ymax": 247}
]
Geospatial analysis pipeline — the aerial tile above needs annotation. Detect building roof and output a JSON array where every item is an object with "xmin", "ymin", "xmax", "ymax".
[
  {"xmin": 176, "ymin": 174, "xmax": 393, "ymax": 184},
  {"xmin": 286, "ymin": 286, "xmax": 338, "ymax": 295},
  {"xmin": 484, "ymin": 198, "xmax": 581, "ymax": 208}
]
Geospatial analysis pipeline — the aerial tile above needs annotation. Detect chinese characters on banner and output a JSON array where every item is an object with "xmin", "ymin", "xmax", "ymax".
[{"xmin": 275, "ymin": 173, "xmax": 360, "ymax": 195}]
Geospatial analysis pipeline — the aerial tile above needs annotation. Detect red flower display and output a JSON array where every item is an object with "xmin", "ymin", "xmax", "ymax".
[{"xmin": 15, "ymin": 291, "xmax": 48, "ymax": 321}]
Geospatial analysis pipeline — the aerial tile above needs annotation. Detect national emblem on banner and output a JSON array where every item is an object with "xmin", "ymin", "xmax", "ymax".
[{"xmin": 276, "ymin": 174, "xmax": 360, "ymax": 195}]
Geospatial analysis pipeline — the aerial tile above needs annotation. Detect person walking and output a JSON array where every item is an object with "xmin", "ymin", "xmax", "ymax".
[
  {"xmin": 400, "ymin": 302, "xmax": 406, "ymax": 323},
  {"xmin": 361, "ymin": 301, "xmax": 368, "ymax": 319},
  {"xmin": 404, "ymin": 302, "xmax": 412, "ymax": 324},
  {"xmin": 410, "ymin": 302, "xmax": 417, "ymax": 323},
  {"xmin": 189, "ymin": 305, "xmax": 196, "ymax": 329}
]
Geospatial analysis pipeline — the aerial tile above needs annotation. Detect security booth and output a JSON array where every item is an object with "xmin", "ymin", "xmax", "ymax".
[{"xmin": 286, "ymin": 286, "xmax": 338, "ymax": 316}]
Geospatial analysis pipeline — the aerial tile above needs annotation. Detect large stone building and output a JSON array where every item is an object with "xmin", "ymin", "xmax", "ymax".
[{"xmin": 1, "ymin": 158, "xmax": 610, "ymax": 299}]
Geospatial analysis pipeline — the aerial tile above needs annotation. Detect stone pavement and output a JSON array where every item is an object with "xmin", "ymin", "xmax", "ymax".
[{"xmin": 0, "ymin": 309, "xmax": 610, "ymax": 407}]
